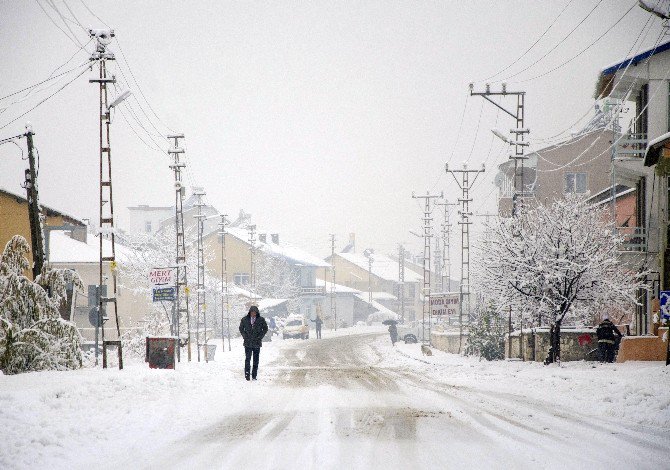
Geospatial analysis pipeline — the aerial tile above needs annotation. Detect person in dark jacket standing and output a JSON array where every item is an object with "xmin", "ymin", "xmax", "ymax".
[
  {"xmin": 596, "ymin": 315, "xmax": 622, "ymax": 363},
  {"xmin": 239, "ymin": 306, "xmax": 268, "ymax": 380}
]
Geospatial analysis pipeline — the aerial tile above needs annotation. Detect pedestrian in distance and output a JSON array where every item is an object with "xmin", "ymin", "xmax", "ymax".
[
  {"xmin": 312, "ymin": 314, "xmax": 323, "ymax": 339},
  {"xmin": 239, "ymin": 305, "xmax": 268, "ymax": 380},
  {"xmin": 596, "ymin": 315, "xmax": 622, "ymax": 363},
  {"xmin": 388, "ymin": 323, "xmax": 398, "ymax": 346}
]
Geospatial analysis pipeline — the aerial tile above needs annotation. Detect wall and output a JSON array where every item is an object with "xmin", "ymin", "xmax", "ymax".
[
  {"xmin": 430, "ymin": 331, "xmax": 464, "ymax": 354},
  {"xmin": 127, "ymin": 206, "xmax": 173, "ymax": 234},
  {"xmin": 505, "ymin": 328, "xmax": 598, "ymax": 362}
]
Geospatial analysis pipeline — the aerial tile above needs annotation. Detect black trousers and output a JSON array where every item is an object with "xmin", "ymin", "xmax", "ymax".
[
  {"xmin": 598, "ymin": 342, "xmax": 616, "ymax": 363},
  {"xmin": 244, "ymin": 347, "xmax": 260, "ymax": 378},
  {"xmin": 316, "ymin": 325, "xmax": 322, "ymax": 339}
]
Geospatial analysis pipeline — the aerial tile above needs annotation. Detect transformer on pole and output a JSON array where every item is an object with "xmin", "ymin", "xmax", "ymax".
[
  {"xmin": 411, "ymin": 191, "xmax": 443, "ymax": 345},
  {"xmin": 445, "ymin": 163, "xmax": 485, "ymax": 353},
  {"xmin": 89, "ymin": 28, "xmax": 124, "ymax": 369},
  {"xmin": 168, "ymin": 133, "xmax": 191, "ymax": 362}
]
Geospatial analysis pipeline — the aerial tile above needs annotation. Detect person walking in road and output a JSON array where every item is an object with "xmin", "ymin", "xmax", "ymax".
[
  {"xmin": 596, "ymin": 315, "xmax": 622, "ymax": 363},
  {"xmin": 388, "ymin": 323, "xmax": 398, "ymax": 346},
  {"xmin": 239, "ymin": 305, "xmax": 268, "ymax": 380},
  {"xmin": 313, "ymin": 314, "xmax": 323, "ymax": 339}
]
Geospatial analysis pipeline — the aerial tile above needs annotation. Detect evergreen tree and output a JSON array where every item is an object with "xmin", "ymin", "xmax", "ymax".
[
  {"xmin": 465, "ymin": 303, "xmax": 505, "ymax": 361},
  {"xmin": 0, "ymin": 235, "xmax": 83, "ymax": 374}
]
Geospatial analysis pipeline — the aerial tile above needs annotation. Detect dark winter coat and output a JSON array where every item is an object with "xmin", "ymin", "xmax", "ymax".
[
  {"xmin": 596, "ymin": 319, "xmax": 622, "ymax": 344},
  {"xmin": 239, "ymin": 314, "xmax": 268, "ymax": 348}
]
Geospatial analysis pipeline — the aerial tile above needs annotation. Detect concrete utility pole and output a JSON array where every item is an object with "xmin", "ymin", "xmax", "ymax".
[
  {"xmin": 445, "ymin": 163, "xmax": 485, "ymax": 353},
  {"xmin": 168, "ymin": 133, "xmax": 191, "ymax": 361},
  {"xmin": 22, "ymin": 126, "xmax": 45, "ymax": 279},
  {"xmin": 398, "ymin": 244, "xmax": 406, "ymax": 323},
  {"xmin": 193, "ymin": 188, "xmax": 207, "ymax": 362},
  {"xmin": 435, "ymin": 201, "xmax": 457, "ymax": 293},
  {"xmin": 470, "ymin": 83, "xmax": 528, "ymax": 216},
  {"xmin": 89, "ymin": 28, "xmax": 124, "ymax": 369},
  {"xmin": 363, "ymin": 248, "xmax": 374, "ymax": 316},
  {"xmin": 247, "ymin": 225, "xmax": 257, "ymax": 297},
  {"xmin": 330, "ymin": 234, "xmax": 337, "ymax": 330},
  {"xmin": 412, "ymin": 191, "xmax": 443, "ymax": 345},
  {"xmin": 218, "ymin": 215, "xmax": 231, "ymax": 352}
]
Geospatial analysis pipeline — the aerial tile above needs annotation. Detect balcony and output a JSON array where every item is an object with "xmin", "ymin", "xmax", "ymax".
[
  {"xmin": 300, "ymin": 286, "xmax": 326, "ymax": 296},
  {"xmin": 614, "ymin": 133, "xmax": 647, "ymax": 160},
  {"xmin": 618, "ymin": 227, "xmax": 646, "ymax": 252}
]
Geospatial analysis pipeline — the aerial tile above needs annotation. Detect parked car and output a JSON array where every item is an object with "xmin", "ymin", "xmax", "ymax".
[
  {"xmin": 282, "ymin": 316, "xmax": 310, "ymax": 339},
  {"xmin": 396, "ymin": 320, "xmax": 440, "ymax": 343}
]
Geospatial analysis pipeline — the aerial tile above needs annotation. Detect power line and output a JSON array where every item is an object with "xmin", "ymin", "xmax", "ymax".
[
  {"xmin": 0, "ymin": 64, "xmax": 89, "ymax": 131},
  {"xmin": 79, "ymin": 0, "xmax": 110, "ymax": 28},
  {"xmin": 477, "ymin": 0, "xmax": 576, "ymax": 83},
  {"xmin": 517, "ymin": 1, "xmax": 639, "ymax": 84},
  {"xmin": 35, "ymin": 0, "xmax": 83, "ymax": 48},
  {"xmin": 0, "ymin": 59, "xmax": 89, "ymax": 103},
  {"xmin": 494, "ymin": 0, "xmax": 605, "ymax": 83}
]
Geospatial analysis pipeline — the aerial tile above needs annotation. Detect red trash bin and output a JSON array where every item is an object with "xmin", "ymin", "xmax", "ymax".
[{"xmin": 146, "ymin": 336, "xmax": 177, "ymax": 369}]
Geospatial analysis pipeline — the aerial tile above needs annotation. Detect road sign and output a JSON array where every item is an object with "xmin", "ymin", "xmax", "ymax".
[
  {"xmin": 660, "ymin": 291, "xmax": 670, "ymax": 320},
  {"xmin": 153, "ymin": 287, "xmax": 176, "ymax": 302},
  {"xmin": 429, "ymin": 292, "xmax": 460, "ymax": 318}
]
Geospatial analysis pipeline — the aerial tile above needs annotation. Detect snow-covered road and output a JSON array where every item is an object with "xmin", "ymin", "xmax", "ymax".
[{"xmin": 2, "ymin": 328, "xmax": 668, "ymax": 469}]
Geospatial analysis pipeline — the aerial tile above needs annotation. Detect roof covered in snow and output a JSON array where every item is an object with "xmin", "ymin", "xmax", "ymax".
[
  {"xmin": 48, "ymin": 231, "xmax": 131, "ymax": 264},
  {"xmin": 315, "ymin": 278, "xmax": 361, "ymax": 294},
  {"xmin": 335, "ymin": 252, "xmax": 422, "ymax": 283}
]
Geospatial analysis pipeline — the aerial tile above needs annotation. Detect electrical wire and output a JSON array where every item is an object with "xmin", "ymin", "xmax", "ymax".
[
  {"xmin": 466, "ymin": 98, "xmax": 485, "ymax": 163},
  {"xmin": 115, "ymin": 38, "xmax": 175, "ymax": 134},
  {"xmin": 0, "ymin": 64, "xmax": 89, "ymax": 131},
  {"xmin": 476, "ymin": 0, "xmax": 576, "ymax": 83},
  {"xmin": 493, "ymin": 0, "xmax": 605, "ymax": 83},
  {"xmin": 45, "ymin": 0, "xmax": 86, "ymax": 44},
  {"xmin": 35, "ymin": 0, "xmax": 83, "ymax": 48},
  {"xmin": 79, "ymin": 0, "xmax": 110, "ymax": 28},
  {"xmin": 517, "ymin": 2, "xmax": 639, "ymax": 84},
  {"xmin": 0, "ymin": 60, "xmax": 89, "ymax": 102}
]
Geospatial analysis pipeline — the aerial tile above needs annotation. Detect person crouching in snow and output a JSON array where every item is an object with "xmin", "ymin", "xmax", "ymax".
[
  {"xmin": 239, "ymin": 305, "xmax": 268, "ymax": 380},
  {"xmin": 596, "ymin": 315, "xmax": 622, "ymax": 363}
]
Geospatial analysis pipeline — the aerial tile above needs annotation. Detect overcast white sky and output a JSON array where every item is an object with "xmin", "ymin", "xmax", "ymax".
[{"xmin": 0, "ymin": 1, "xmax": 663, "ymax": 260}]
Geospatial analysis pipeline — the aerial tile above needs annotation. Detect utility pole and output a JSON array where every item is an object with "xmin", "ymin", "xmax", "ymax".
[
  {"xmin": 398, "ymin": 244, "xmax": 405, "ymax": 323},
  {"xmin": 248, "ymin": 225, "xmax": 257, "ymax": 298},
  {"xmin": 470, "ymin": 83, "xmax": 528, "ymax": 216},
  {"xmin": 445, "ymin": 163, "xmax": 485, "ymax": 353},
  {"xmin": 168, "ymin": 133, "xmax": 191, "ymax": 362},
  {"xmin": 412, "ymin": 191, "xmax": 443, "ymax": 345},
  {"xmin": 330, "ymin": 234, "xmax": 337, "ymax": 330},
  {"xmin": 219, "ymin": 215, "xmax": 231, "ymax": 352},
  {"xmin": 363, "ymin": 249, "xmax": 374, "ymax": 317},
  {"xmin": 193, "ymin": 188, "xmax": 206, "ymax": 362},
  {"xmin": 435, "ymin": 201, "xmax": 457, "ymax": 293},
  {"xmin": 22, "ymin": 125, "xmax": 45, "ymax": 279},
  {"xmin": 89, "ymin": 28, "xmax": 123, "ymax": 369}
]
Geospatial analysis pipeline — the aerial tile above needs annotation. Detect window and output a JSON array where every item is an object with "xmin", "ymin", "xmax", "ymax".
[
  {"xmin": 144, "ymin": 220, "xmax": 152, "ymax": 233},
  {"xmin": 233, "ymin": 273, "xmax": 250, "ymax": 286},
  {"xmin": 565, "ymin": 173, "xmax": 587, "ymax": 193}
]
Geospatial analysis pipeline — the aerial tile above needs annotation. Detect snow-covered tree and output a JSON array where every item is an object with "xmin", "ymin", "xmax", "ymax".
[
  {"xmin": 474, "ymin": 195, "xmax": 646, "ymax": 364},
  {"xmin": 465, "ymin": 302, "xmax": 505, "ymax": 361},
  {"xmin": 0, "ymin": 235, "xmax": 83, "ymax": 374},
  {"xmin": 255, "ymin": 251, "xmax": 301, "ymax": 303}
]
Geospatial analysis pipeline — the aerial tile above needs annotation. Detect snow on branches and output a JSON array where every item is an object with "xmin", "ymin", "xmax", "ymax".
[
  {"xmin": 474, "ymin": 195, "xmax": 646, "ymax": 363},
  {"xmin": 0, "ymin": 235, "xmax": 83, "ymax": 374}
]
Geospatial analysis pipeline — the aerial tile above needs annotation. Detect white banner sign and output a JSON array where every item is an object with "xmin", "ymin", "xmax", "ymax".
[
  {"xmin": 148, "ymin": 268, "xmax": 175, "ymax": 287},
  {"xmin": 429, "ymin": 292, "xmax": 460, "ymax": 317}
]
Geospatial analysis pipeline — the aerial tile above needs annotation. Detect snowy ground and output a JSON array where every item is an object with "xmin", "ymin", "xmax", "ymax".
[{"xmin": 1, "ymin": 325, "xmax": 668, "ymax": 469}]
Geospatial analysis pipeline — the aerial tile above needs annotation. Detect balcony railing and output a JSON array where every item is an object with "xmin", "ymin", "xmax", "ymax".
[
  {"xmin": 300, "ymin": 286, "xmax": 326, "ymax": 296},
  {"xmin": 614, "ymin": 132, "xmax": 647, "ymax": 160},
  {"xmin": 618, "ymin": 227, "xmax": 646, "ymax": 252}
]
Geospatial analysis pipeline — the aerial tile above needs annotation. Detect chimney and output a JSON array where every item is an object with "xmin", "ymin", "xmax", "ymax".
[
  {"xmin": 349, "ymin": 233, "xmax": 355, "ymax": 252},
  {"xmin": 259, "ymin": 234, "xmax": 267, "ymax": 243},
  {"xmin": 271, "ymin": 233, "xmax": 279, "ymax": 244}
]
